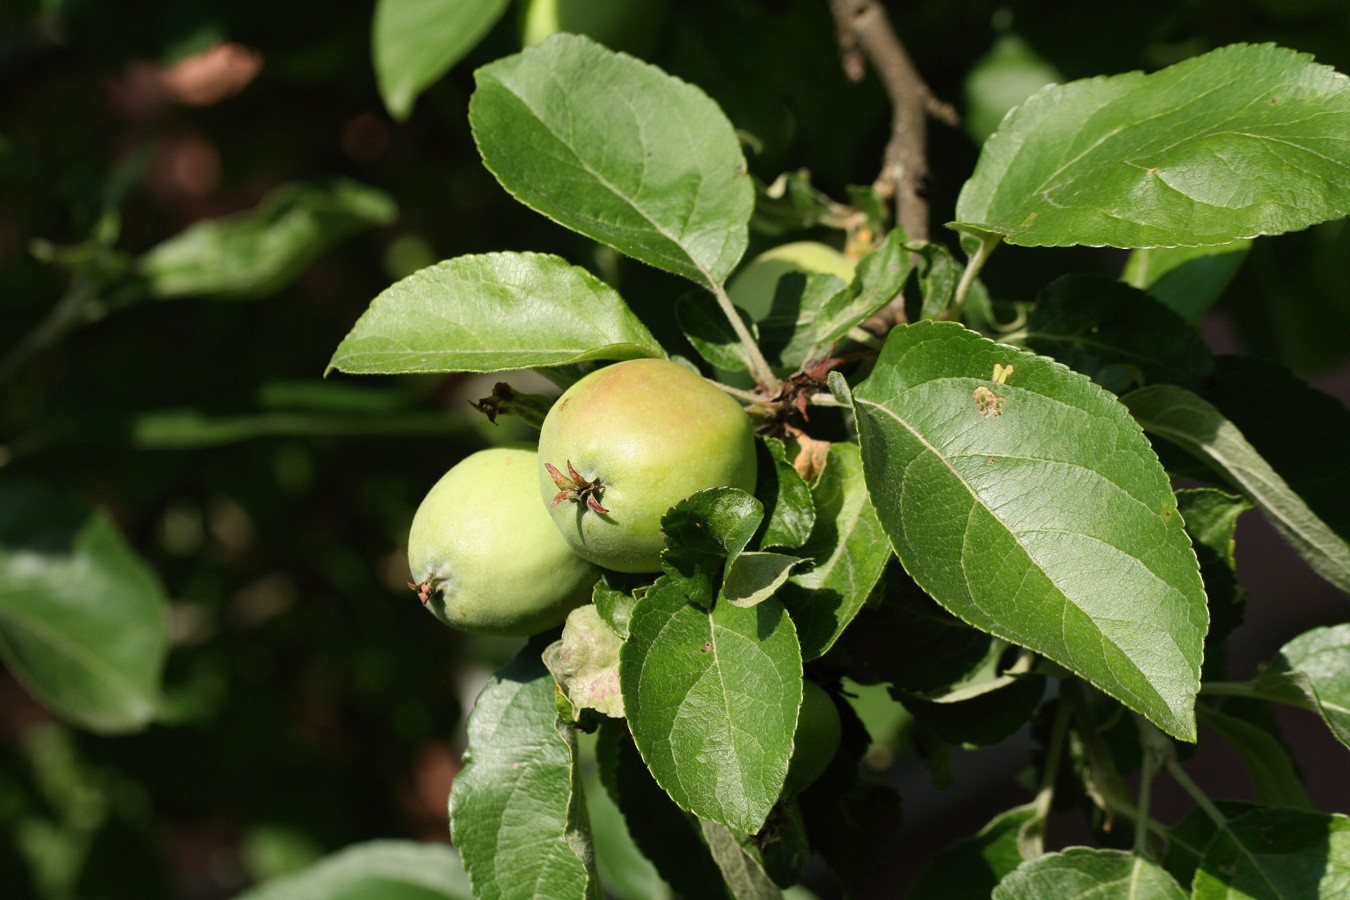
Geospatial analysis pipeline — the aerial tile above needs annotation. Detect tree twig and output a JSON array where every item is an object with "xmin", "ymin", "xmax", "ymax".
[{"xmin": 830, "ymin": 0, "xmax": 958, "ymax": 336}]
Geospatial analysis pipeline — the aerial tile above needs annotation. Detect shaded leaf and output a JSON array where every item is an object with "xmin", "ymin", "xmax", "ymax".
[
  {"xmin": 677, "ymin": 292, "xmax": 756, "ymax": 372},
  {"xmin": 1177, "ymin": 488, "xmax": 1250, "ymax": 661},
  {"xmin": 595, "ymin": 719, "xmax": 729, "ymax": 900},
  {"xmin": 448, "ymin": 645, "xmax": 599, "ymax": 900},
  {"xmin": 470, "ymin": 34, "xmax": 752, "ymax": 290},
  {"xmin": 1207, "ymin": 355, "xmax": 1350, "ymax": 542},
  {"xmin": 1123, "ymin": 383, "xmax": 1350, "ymax": 595},
  {"xmin": 852, "ymin": 321, "xmax": 1208, "ymax": 740},
  {"xmin": 660, "ymin": 488, "xmax": 763, "ymax": 590},
  {"xmin": 0, "ymin": 484, "xmax": 168, "ymax": 734},
  {"xmin": 994, "ymin": 848, "xmax": 1187, "ymax": 899},
  {"xmin": 1193, "ymin": 808, "xmax": 1350, "ymax": 899},
  {"xmin": 620, "ymin": 578, "xmax": 801, "ymax": 833},
  {"xmin": 777, "ymin": 443, "xmax": 890, "ymax": 661},
  {"xmin": 372, "ymin": 0, "xmax": 510, "ymax": 120},
  {"xmin": 1160, "ymin": 801, "xmax": 1260, "ymax": 890},
  {"xmin": 909, "ymin": 803, "xmax": 1036, "ymax": 900},
  {"xmin": 898, "ymin": 675, "xmax": 1045, "ymax": 748},
  {"xmin": 1198, "ymin": 703, "xmax": 1311, "ymax": 808},
  {"xmin": 1022, "ymin": 274, "xmax": 1214, "ymax": 393},
  {"xmin": 955, "ymin": 44, "xmax": 1350, "ymax": 248},
  {"xmin": 754, "ymin": 438, "xmax": 815, "ymax": 552},
  {"xmin": 234, "ymin": 840, "xmax": 471, "ymax": 900},
  {"xmin": 1123, "ymin": 241, "xmax": 1251, "ymax": 323},
  {"xmin": 328, "ymin": 252, "xmax": 663, "ymax": 375},
  {"xmin": 140, "ymin": 180, "xmax": 395, "ymax": 299}
]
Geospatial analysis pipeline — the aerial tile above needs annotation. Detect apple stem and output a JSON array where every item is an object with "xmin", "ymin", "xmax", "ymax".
[{"xmin": 708, "ymin": 281, "xmax": 782, "ymax": 395}]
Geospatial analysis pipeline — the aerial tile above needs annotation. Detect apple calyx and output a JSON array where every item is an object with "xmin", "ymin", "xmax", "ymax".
[
  {"xmin": 545, "ymin": 460, "xmax": 609, "ymax": 514},
  {"xmin": 407, "ymin": 579, "xmax": 434, "ymax": 605}
]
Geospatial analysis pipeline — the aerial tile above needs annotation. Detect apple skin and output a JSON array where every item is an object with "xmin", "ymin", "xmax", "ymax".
[
  {"xmin": 408, "ymin": 446, "xmax": 600, "ymax": 636},
  {"xmin": 783, "ymin": 680, "xmax": 842, "ymax": 797},
  {"xmin": 537, "ymin": 358, "xmax": 757, "ymax": 573}
]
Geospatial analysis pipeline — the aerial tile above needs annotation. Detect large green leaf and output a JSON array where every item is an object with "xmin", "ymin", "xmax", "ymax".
[
  {"xmin": 1197, "ymin": 703, "xmax": 1311, "ymax": 809},
  {"xmin": 993, "ymin": 848, "xmax": 1187, "ymax": 899},
  {"xmin": 1252, "ymin": 623, "xmax": 1350, "ymax": 750},
  {"xmin": 448, "ymin": 645, "xmax": 599, "ymax": 900},
  {"xmin": 139, "ymin": 180, "xmax": 395, "ymax": 299},
  {"xmin": 620, "ymin": 575, "xmax": 801, "ymax": 833},
  {"xmin": 327, "ymin": 252, "xmax": 663, "ymax": 375},
  {"xmin": 234, "ymin": 840, "xmax": 472, "ymax": 900},
  {"xmin": 777, "ymin": 443, "xmax": 890, "ymax": 661},
  {"xmin": 1193, "ymin": 808, "xmax": 1350, "ymax": 899},
  {"xmin": 372, "ymin": 0, "xmax": 511, "ymax": 120},
  {"xmin": 470, "ymin": 34, "xmax": 753, "ymax": 290},
  {"xmin": 0, "ymin": 484, "xmax": 168, "ymax": 733},
  {"xmin": 850, "ymin": 321, "xmax": 1208, "ymax": 740},
  {"xmin": 1122, "ymin": 384, "xmax": 1350, "ymax": 595},
  {"xmin": 954, "ymin": 44, "xmax": 1350, "ymax": 248}
]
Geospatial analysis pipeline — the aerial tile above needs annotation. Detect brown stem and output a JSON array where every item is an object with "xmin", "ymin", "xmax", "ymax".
[{"xmin": 829, "ymin": 0, "xmax": 958, "ymax": 334}]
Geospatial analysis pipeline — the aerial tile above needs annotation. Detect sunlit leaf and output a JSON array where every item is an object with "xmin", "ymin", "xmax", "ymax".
[
  {"xmin": 235, "ymin": 840, "xmax": 471, "ymax": 900},
  {"xmin": 372, "ymin": 0, "xmax": 510, "ymax": 120},
  {"xmin": 955, "ymin": 44, "xmax": 1350, "ymax": 248},
  {"xmin": 852, "ymin": 321, "xmax": 1207, "ymax": 740}
]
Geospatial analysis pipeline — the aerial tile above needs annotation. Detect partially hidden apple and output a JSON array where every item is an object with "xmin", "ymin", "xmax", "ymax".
[
  {"xmin": 783, "ymin": 679, "xmax": 842, "ymax": 797},
  {"xmin": 407, "ymin": 445, "xmax": 600, "ymax": 635},
  {"xmin": 537, "ymin": 357, "xmax": 757, "ymax": 573}
]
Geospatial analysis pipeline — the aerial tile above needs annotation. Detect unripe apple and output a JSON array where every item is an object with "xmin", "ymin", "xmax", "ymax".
[
  {"xmin": 408, "ymin": 446, "xmax": 600, "ymax": 636},
  {"xmin": 537, "ymin": 358, "xmax": 757, "ymax": 573},
  {"xmin": 783, "ymin": 680, "xmax": 842, "ymax": 797},
  {"xmin": 727, "ymin": 241, "xmax": 856, "ymax": 322}
]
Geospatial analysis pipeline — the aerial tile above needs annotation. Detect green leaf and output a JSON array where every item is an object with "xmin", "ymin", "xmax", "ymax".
[
  {"xmin": 0, "ymin": 484, "xmax": 168, "ymax": 733},
  {"xmin": 908, "ymin": 803, "xmax": 1037, "ymax": 900},
  {"xmin": 1198, "ymin": 703, "xmax": 1311, "ymax": 808},
  {"xmin": 660, "ymin": 488, "xmax": 763, "ymax": 588},
  {"xmin": 1123, "ymin": 241, "xmax": 1251, "ymax": 323},
  {"xmin": 954, "ymin": 44, "xmax": 1350, "ymax": 248},
  {"xmin": 993, "ymin": 848, "xmax": 1187, "ymax": 899},
  {"xmin": 543, "ymin": 604, "xmax": 625, "ymax": 719},
  {"xmin": 327, "ymin": 252, "xmax": 664, "ymax": 375},
  {"xmin": 797, "ymin": 763, "xmax": 902, "ymax": 896},
  {"xmin": 595, "ymin": 719, "xmax": 730, "ymax": 900},
  {"xmin": 1161, "ymin": 801, "xmax": 1260, "ymax": 890},
  {"xmin": 448, "ymin": 645, "xmax": 600, "ymax": 900},
  {"xmin": 963, "ymin": 33, "xmax": 1061, "ymax": 145},
  {"xmin": 754, "ymin": 438, "xmax": 815, "ymax": 552},
  {"xmin": 1177, "ymin": 488, "xmax": 1250, "ymax": 657},
  {"xmin": 1252, "ymin": 623, "xmax": 1350, "ymax": 750},
  {"xmin": 1193, "ymin": 808, "xmax": 1350, "ymax": 899},
  {"xmin": 1022, "ymin": 274, "xmax": 1214, "ymax": 394},
  {"xmin": 1122, "ymin": 383, "xmax": 1350, "ymax": 595},
  {"xmin": 756, "ymin": 229, "xmax": 911, "ymax": 367},
  {"xmin": 620, "ymin": 577, "xmax": 801, "ymax": 833},
  {"xmin": 139, "ymin": 180, "xmax": 395, "ymax": 299},
  {"xmin": 592, "ymin": 577, "xmax": 637, "ymax": 640},
  {"xmin": 234, "ymin": 840, "xmax": 472, "ymax": 900},
  {"xmin": 851, "ymin": 321, "xmax": 1208, "ymax": 741},
  {"xmin": 721, "ymin": 552, "xmax": 801, "ymax": 608},
  {"xmin": 777, "ymin": 443, "xmax": 890, "ymax": 661},
  {"xmin": 699, "ymin": 820, "xmax": 782, "ymax": 900},
  {"xmin": 677, "ymin": 293, "xmax": 757, "ymax": 373},
  {"xmin": 372, "ymin": 0, "xmax": 510, "ymax": 120},
  {"xmin": 470, "ymin": 34, "xmax": 753, "ymax": 290}
]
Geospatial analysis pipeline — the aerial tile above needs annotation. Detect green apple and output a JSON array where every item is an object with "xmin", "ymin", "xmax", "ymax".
[
  {"xmin": 537, "ymin": 358, "xmax": 757, "ymax": 573},
  {"xmin": 520, "ymin": 0, "xmax": 668, "ymax": 58},
  {"xmin": 407, "ymin": 446, "xmax": 600, "ymax": 636},
  {"xmin": 783, "ymin": 679, "xmax": 842, "ymax": 797},
  {"xmin": 726, "ymin": 241, "xmax": 856, "ymax": 322}
]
